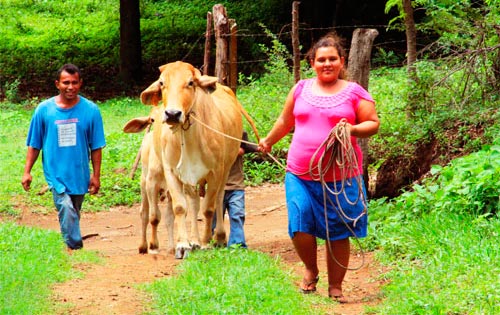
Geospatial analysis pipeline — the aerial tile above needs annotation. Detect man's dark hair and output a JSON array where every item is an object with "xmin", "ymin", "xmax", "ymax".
[{"xmin": 56, "ymin": 63, "xmax": 82, "ymax": 81}]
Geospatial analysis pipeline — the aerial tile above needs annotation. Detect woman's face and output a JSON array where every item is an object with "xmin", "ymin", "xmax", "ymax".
[{"xmin": 311, "ymin": 46, "xmax": 344, "ymax": 84}]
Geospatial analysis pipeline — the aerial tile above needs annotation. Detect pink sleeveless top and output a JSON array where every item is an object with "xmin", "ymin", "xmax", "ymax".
[{"xmin": 286, "ymin": 78, "xmax": 374, "ymax": 181}]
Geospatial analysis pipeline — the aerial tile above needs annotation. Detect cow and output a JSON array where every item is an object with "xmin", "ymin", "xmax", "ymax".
[
  {"xmin": 123, "ymin": 111, "xmax": 175, "ymax": 255},
  {"xmin": 140, "ymin": 61, "xmax": 258, "ymax": 258}
]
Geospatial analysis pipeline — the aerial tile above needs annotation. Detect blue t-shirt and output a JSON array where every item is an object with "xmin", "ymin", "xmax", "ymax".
[{"xmin": 26, "ymin": 96, "xmax": 106, "ymax": 194}]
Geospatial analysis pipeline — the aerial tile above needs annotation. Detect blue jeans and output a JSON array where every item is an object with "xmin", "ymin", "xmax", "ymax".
[
  {"xmin": 51, "ymin": 189, "xmax": 84, "ymax": 249},
  {"xmin": 213, "ymin": 190, "xmax": 247, "ymax": 248}
]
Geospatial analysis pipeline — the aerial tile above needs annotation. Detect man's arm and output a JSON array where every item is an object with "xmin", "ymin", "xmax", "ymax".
[
  {"xmin": 22, "ymin": 146, "xmax": 40, "ymax": 191},
  {"xmin": 240, "ymin": 131, "xmax": 259, "ymax": 154},
  {"xmin": 88, "ymin": 148, "xmax": 102, "ymax": 195}
]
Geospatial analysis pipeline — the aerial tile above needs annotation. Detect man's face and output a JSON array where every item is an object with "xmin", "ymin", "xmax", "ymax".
[{"xmin": 55, "ymin": 70, "xmax": 82, "ymax": 101}]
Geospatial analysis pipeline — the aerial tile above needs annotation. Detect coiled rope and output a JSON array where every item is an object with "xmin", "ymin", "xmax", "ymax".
[{"xmin": 308, "ymin": 118, "xmax": 367, "ymax": 270}]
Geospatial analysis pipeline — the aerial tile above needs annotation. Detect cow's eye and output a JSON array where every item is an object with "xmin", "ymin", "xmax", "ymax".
[
  {"xmin": 159, "ymin": 81, "xmax": 164, "ymax": 86},
  {"xmin": 188, "ymin": 79, "xmax": 194, "ymax": 87}
]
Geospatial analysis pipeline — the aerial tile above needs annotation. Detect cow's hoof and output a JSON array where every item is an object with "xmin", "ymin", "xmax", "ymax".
[
  {"xmin": 190, "ymin": 242, "xmax": 201, "ymax": 251},
  {"xmin": 138, "ymin": 246, "xmax": 148, "ymax": 254},
  {"xmin": 214, "ymin": 241, "xmax": 227, "ymax": 248},
  {"xmin": 175, "ymin": 247, "xmax": 184, "ymax": 259},
  {"xmin": 175, "ymin": 246, "xmax": 191, "ymax": 259}
]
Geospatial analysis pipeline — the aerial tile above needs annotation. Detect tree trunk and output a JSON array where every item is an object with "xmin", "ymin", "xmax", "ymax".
[
  {"xmin": 403, "ymin": 0, "xmax": 417, "ymax": 78},
  {"xmin": 347, "ymin": 28, "xmax": 379, "ymax": 196},
  {"xmin": 403, "ymin": 0, "xmax": 418, "ymax": 117},
  {"xmin": 119, "ymin": 0, "xmax": 142, "ymax": 84},
  {"xmin": 493, "ymin": 26, "xmax": 500, "ymax": 90}
]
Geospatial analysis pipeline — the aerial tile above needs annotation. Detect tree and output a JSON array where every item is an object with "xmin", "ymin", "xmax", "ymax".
[
  {"xmin": 119, "ymin": 0, "xmax": 142, "ymax": 84},
  {"xmin": 385, "ymin": 0, "xmax": 418, "ymax": 116}
]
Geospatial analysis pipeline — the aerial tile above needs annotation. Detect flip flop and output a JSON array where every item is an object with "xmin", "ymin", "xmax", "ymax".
[
  {"xmin": 329, "ymin": 294, "xmax": 348, "ymax": 304},
  {"xmin": 299, "ymin": 276, "xmax": 319, "ymax": 294}
]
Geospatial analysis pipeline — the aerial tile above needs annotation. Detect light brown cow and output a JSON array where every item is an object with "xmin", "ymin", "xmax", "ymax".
[
  {"xmin": 123, "ymin": 112, "xmax": 174, "ymax": 255},
  {"xmin": 140, "ymin": 61, "xmax": 257, "ymax": 258}
]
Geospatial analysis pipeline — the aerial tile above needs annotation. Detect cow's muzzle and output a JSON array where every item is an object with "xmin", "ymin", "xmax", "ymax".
[{"xmin": 164, "ymin": 109, "xmax": 182, "ymax": 125}]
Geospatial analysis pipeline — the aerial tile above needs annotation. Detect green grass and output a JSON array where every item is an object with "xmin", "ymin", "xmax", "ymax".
[
  {"xmin": 0, "ymin": 221, "xmax": 101, "ymax": 315},
  {"xmin": 142, "ymin": 248, "xmax": 330, "ymax": 315},
  {"xmin": 368, "ymin": 212, "xmax": 500, "ymax": 315}
]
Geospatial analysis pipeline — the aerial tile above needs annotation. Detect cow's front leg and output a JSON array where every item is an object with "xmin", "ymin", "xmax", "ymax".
[
  {"xmin": 185, "ymin": 185, "xmax": 201, "ymax": 250},
  {"xmin": 165, "ymin": 172, "xmax": 191, "ymax": 259},
  {"xmin": 163, "ymin": 192, "xmax": 175, "ymax": 255},
  {"xmin": 146, "ymin": 179, "xmax": 161, "ymax": 254},
  {"xmin": 213, "ymin": 189, "xmax": 227, "ymax": 247},
  {"xmin": 201, "ymin": 186, "xmax": 226, "ymax": 248},
  {"xmin": 138, "ymin": 180, "xmax": 149, "ymax": 254}
]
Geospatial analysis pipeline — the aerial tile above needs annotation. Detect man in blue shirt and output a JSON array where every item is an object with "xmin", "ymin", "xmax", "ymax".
[{"xmin": 22, "ymin": 63, "xmax": 106, "ymax": 250}]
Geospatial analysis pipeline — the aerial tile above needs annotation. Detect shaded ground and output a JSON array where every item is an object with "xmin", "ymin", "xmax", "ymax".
[{"xmin": 18, "ymin": 184, "xmax": 386, "ymax": 315}]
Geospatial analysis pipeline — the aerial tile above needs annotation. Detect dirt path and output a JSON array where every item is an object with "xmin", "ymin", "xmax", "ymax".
[{"xmin": 18, "ymin": 184, "xmax": 385, "ymax": 315}]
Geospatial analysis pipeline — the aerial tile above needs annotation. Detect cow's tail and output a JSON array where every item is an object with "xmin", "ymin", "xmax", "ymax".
[{"xmin": 239, "ymin": 103, "xmax": 260, "ymax": 143}]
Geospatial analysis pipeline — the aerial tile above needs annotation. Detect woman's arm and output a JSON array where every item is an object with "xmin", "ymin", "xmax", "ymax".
[
  {"xmin": 258, "ymin": 85, "xmax": 297, "ymax": 153},
  {"xmin": 350, "ymin": 99, "xmax": 380, "ymax": 138}
]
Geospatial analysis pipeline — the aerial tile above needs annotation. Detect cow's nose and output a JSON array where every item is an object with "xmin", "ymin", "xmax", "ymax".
[{"xmin": 165, "ymin": 110, "xmax": 182, "ymax": 124}]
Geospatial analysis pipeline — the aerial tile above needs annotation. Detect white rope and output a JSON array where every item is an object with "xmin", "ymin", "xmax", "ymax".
[
  {"xmin": 310, "ymin": 119, "xmax": 367, "ymax": 270},
  {"xmin": 189, "ymin": 113, "xmax": 286, "ymax": 169}
]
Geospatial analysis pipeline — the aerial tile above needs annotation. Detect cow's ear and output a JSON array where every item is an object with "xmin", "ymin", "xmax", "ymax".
[
  {"xmin": 141, "ymin": 80, "xmax": 162, "ymax": 106},
  {"xmin": 197, "ymin": 75, "xmax": 218, "ymax": 93},
  {"xmin": 123, "ymin": 116, "xmax": 153, "ymax": 133}
]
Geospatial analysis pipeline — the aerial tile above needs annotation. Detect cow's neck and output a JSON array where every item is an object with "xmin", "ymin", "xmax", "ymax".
[{"xmin": 175, "ymin": 126, "xmax": 209, "ymax": 186}]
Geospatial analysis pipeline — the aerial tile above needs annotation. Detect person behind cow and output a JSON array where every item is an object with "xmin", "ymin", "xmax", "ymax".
[
  {"xmin": 213, "ymin": 131, "xmax": 258, "ymax": 248},
  {"xmin": 257, "ymin": 32, "xmax": 380, "ymax": 303},
  {"xmin": 21, "ymin": 63, "xmax": 106, "ymax": 251}
]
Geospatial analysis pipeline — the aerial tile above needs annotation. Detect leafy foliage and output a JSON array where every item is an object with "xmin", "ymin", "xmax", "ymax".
[
  {"xmin": 364, "ymin": 139, "xmax": 500, "ymax": 314},
  {"xmin": 0, "ymin": 0, "xmax": 293, "ymax": 98},
  {"xmin": 368, "ymin": 142, "xmax": 500, "ymax": 243},
  {"xmin": 0, "ymin": 0, "xmax": 119, "ymax": 82}
]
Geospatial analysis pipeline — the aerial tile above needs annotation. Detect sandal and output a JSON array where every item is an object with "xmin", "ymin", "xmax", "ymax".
[
  {"xmin": 329, "ymin": 294, "xmax": 348, "ymax": 304},
  {"xmin": 299, "ymin": 276, "xmax": 319, "ymax": 294}
]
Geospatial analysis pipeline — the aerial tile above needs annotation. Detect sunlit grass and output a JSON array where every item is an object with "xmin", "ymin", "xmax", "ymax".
[
  {"xmin": 142, "ymin": 248, "xmax": 330, "ymax": 315},
  {"xmin": 368, "ymin": 212, "xmax": 500, "ymax": 314},
  {"xmin": 0, "ymin": 221, "xmax": 101, "ymax": 315}
]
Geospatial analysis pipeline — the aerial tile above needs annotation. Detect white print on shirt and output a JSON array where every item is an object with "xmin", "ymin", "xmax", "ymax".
[{"xmin": 57, "ymin": 123, "xmax": 77, "ymax": 147}]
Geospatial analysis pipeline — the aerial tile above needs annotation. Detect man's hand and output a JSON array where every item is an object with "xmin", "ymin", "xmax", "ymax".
[
  {"xmin": 21, "ymin": 173, "xmax": 32, "ymax": 192},
  {"xmin": 88, "ymin": 175, "xmax": 100, "ymax": 195}
]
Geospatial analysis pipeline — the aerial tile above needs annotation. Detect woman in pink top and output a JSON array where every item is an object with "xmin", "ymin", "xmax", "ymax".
[{"xmin": 259, "ymin": 32, "xmax": 380, "ymax": 303}]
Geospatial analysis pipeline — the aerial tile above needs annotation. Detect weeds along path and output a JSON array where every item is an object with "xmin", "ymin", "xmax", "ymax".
[{"xmin": 18, "ymin": 184, "xmax": 385, "ymax": 315}]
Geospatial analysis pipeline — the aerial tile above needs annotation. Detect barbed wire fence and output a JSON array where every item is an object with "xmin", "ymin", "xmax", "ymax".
[{"xmin": 180, "ymin": 24, "xmax": 409, "ymax": 70}]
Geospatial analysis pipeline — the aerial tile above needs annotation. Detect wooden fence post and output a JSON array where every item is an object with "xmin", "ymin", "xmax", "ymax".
[
  {"xmin": 347, "ymin": 28, "xmax": 379, "ymax": 195},
  {"xmin": 229, "ymin": 19, "xmax": 238, "ymax": 93},
  {"xmin": 213, "ymin": 4, "xmax": 229, "ymax": 85}
]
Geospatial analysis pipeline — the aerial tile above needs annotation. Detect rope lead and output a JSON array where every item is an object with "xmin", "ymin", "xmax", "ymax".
[{"xmin": 312, "ymin": 119, "xmax": 367, "ymax": 271}]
